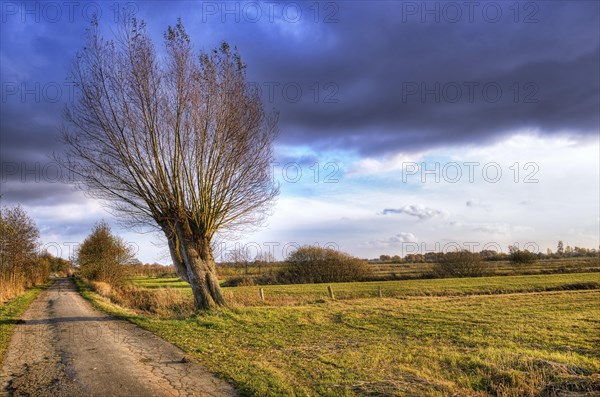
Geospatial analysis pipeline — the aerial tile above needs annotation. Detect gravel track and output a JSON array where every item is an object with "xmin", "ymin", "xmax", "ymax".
[{"xmin": 0, "ymin": 278, "xmax": 238, "ymax": 397}]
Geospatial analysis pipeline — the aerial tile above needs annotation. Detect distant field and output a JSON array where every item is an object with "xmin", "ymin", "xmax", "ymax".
[
  {"xmin": 83, "ymin": 274, "xmax": 600, "ymax": 396},
  {"xmin": 131, "ymin": 272, "xmax": 600, "ymax": 306},
  {"xmin": 368, "ymin": 257, "xmax": 600, "ymax": 279},
  {"xmin": 214, "ymin": 257, "xmax": 600, "ymax": 284}
]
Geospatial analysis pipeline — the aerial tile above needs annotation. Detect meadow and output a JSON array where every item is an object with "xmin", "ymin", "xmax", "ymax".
[
  {"xmin": 366, "ymin": 257, "xmax": 600, "ymax": 280},
  {"xmin": 80, "ymin": 272, "xmax": 600, "ymax": 396},
  {"xmin": 215, "ymin": 257, "xmax": 600, "ymax": 286},
  {"xmin": 131, "ymin": 272, "xmax": 600, "ymax": 306}
]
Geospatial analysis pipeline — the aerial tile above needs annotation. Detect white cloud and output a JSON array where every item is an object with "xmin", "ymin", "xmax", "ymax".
[
  {"xmin": 347, "ymin": 151, "xmax": 425, "ymax": 176},
  {"xmin": 237, "ymin": 132, "xmax": 598, "ymax": 259},
  {"xmin": 381, "ymin": 205, "xmax": 447, "ymax": 220},
  {"xmin": 465, "ymin": 199, "xmax": 492, "ymax": 210},
  {"xmin": 21, "ymin": 132, "xmax": 597, "ymax": 263},
  {"xmin": 360, "ymin": 232, "xmax": 418, "ymax": 248}
]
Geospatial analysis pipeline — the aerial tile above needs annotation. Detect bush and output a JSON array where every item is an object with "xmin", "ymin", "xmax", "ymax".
[
  {"xmin": 221, "ymin": 276, "xmax": 256, "ymax": 287},
  {"xmin": 282, "ymin": 246, "xmax": 372, "ymax": 284},
  {"xmin": 77, "ymin": 221, "xmax": 135, "ymax": 286},
  {"xmin": 510, "ymin": 249, "xmax": 537, "ymax": 265},
  {"xmin": 434, "ymin": 250, "xmax": 484, "ymax": 277}
]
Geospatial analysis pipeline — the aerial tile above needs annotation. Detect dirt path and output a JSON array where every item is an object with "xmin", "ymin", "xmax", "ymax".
[{"xmin": 0, "ymin": 278, "xmax": 238, "ymax": 397}]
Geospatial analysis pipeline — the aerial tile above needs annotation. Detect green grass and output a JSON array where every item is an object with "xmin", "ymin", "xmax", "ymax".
[
  {"xmin": 82, "ymin": 274, "xmax": 600, "ymax": 396},
  {"xmin": 368, "ymin": 257, "xmax": 600, "ymax": 279},
  {"xmin": 0, "ymin": 282, "xmax": 50, "ymax": 365},
  {"xmin": 213, "ymin": 257, "xmax": 600, "ymax": 284},
  {"xmin": 130, "ymin": 276, "xmax": 191, "ymax": 289},
  {"xmin": 131, "ymin": 272, "xmax": 600, "ymax": 306}
]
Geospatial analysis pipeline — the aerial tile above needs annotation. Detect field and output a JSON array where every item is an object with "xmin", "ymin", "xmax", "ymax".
[
  {"xmin": 131, "ymin": 272, "xmax": 600, "ymax": 306},
  {"xmin": 216, "ymin": 257, "xmax": 600, "ymax": 285},
  {"xmin": 367, "ymin": 257, "xmax": 600, "ymax": 280},
  {"xmin": 80, "ymin": 272, "xmax": 600, "ymax": 396}
]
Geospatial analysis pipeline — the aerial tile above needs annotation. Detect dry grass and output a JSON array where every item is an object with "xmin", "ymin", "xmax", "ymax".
[
  {"xmin": 0, "ymin": 274, "xmax": 25, "ymax": 304},
  {"xmin": 80, "ymin": 283, "xmax": 600, "ymax": 397},
  {"xmin": 131, "ymin": 272, "xmax": 600, "ymax": 308},
  {"xmin": 75, "ymin": 261, "xmax": 600, "ymax": 396},
  {"xmin": 0, "ymin": 268, "xmax": 49, "ymax": 304},
  {"xmin": 86, "ymin": 280, "xmax": 194, "ymax": 317}
]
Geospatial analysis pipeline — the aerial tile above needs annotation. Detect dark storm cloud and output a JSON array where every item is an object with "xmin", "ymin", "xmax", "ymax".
[
  {"xmin": 0, "ymin": 180, "xmax": 84, "ymax": 206},
  {"xmin": 1, "ymin": 0, "xmax": 598, "ymax": 206},
  {"xmin": 227, "ymin": 1, "xmax": 600, "ymax": 155}
]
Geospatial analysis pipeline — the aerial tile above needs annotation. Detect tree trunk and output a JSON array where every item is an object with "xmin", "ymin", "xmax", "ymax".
[
  {"xmin": 166, "ymin": 235, "xmax": 189, "ymax": 282},
  {"xmin": 174, "ymin": 225, "xmax": 225, "ymax": 310}
]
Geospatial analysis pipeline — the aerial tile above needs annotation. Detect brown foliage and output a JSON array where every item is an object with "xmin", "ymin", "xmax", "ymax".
[
  {"xmin": 283, "ymin": 246, "xmax": 372, "ymax": 284},
  {"xmin": 0, "ymin": 205, "xmax": 49, "ymax": 303},
  {"xmin": 435, "ymin": 250, "xmax": 484, "ymax": 278},
  {"xmin": 77, "ymin": 221, "xmax": 135, "ymax": 286},
  {"xmin": 509, "ymin": 246, "xmax": 538, "ymax": 265}
]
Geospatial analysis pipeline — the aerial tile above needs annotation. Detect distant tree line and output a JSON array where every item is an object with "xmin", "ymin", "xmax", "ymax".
[
  {"xmin": 374, "ymin": 242, "xmax": 598, "ymax": 264},
  {"xmin": 127, "ymin": 263, "xmax": 177, "ymax": 278}
]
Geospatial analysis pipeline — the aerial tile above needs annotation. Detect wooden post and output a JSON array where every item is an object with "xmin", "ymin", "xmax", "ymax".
[
  {"xmin": 327, "ymin": 285, "xmax": 335, "ymax": 299},
  {"xmin": 259, "ymin": 288, "xmax": 265, "ymax": 302},
  {"xmin": 378, "ymin": 286, "xmax": 383, "ymax": 298}
]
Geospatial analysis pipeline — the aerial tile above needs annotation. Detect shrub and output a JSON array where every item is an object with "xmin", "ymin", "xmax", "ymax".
[
  {"xmin": 282, "ymin": 246, "xmax": 372, "ymax": 284},
  {"xmin": 77, "ymin": 221, "xmax": 135, "ymax": 286},
  {"xmin": 434, "ymin": 250, "xmax": 484, "ymax": 277},
  {"xmin": 509, "ymin": 249, "xmax": 537, "ymax": 265},
  {"xmin": 221, "ymin": 276, "xmax": 256, "ymax": 287}
]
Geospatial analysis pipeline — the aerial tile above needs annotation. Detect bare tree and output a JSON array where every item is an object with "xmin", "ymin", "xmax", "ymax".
[
  {"xmin": 0, "ymin": 205, "xmax": 46, "ymax": 302},
  {"xmin": 60, "ymin": 18, "xmax": 279, "ymax": 310},
  {"xmin": 227, "ymin": 245, "xmax": 251, "ymax": 275},
  {"xmin": 254, "ymin": 250, "xmax": 275, "ymax": 274}
]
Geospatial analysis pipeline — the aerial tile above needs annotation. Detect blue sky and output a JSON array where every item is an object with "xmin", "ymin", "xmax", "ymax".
[{"xmin": 1, "ymin": 1, "xmax": 598, "ymax": 262}]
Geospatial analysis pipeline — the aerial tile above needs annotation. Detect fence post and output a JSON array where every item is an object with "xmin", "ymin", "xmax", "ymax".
[
  {"xmin": 378, "ymin": 286, "xmax": 383, "ymax": 298},
  {"xmin": 259, "ymin": 288, "xmax": 265, "ymax": 302},
  {"xmin": 327, "ymin": 285, "xmax": 335, "ymax": 299}
]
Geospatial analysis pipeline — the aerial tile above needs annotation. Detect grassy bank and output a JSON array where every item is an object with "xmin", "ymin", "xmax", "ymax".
[
  {"xmin": 0, "ymin": 282, "xmax": 50, "ymax": 365},
  {"xmin": 79, "ymin": 274, "xmax": 600, "ymax": 396}
]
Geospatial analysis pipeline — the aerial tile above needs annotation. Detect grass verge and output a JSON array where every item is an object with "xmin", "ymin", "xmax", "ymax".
[
  {"xmin": 77, "ymin": 276, "xmax": 600, "ymax": 396},
  {"xmin": 0, "ymin": 281, "xmax": 52, "ymax": 365}
]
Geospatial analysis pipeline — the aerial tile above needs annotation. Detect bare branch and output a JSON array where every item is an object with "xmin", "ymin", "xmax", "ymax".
[{"xmin": 59, "ymin": 17, "xmax": 279, "ymax": 310}]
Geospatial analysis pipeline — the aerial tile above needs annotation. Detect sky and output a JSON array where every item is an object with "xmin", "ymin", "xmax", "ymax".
[{"xmin": 1, "ymin": 0, "xmax": 599, "ymax": 263}]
